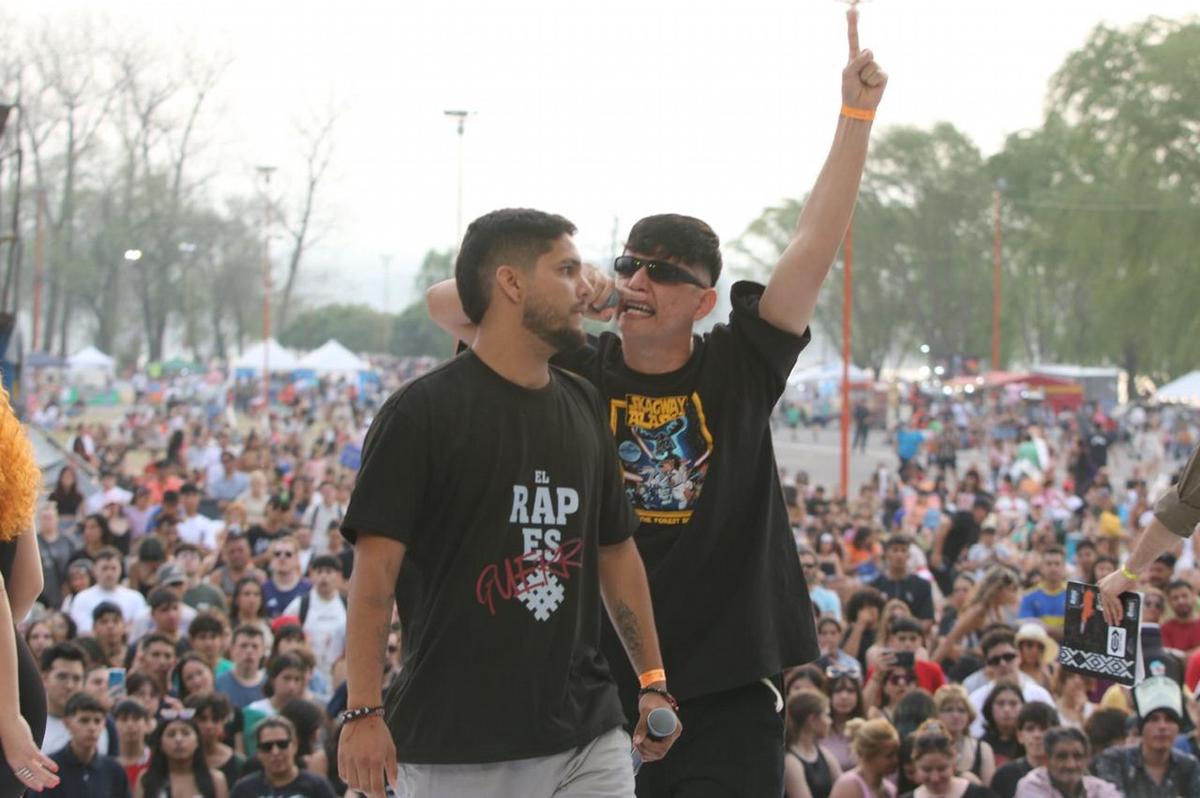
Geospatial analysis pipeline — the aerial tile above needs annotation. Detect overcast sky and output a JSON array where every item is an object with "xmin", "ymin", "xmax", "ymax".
[{"xmin": 25, "ymin": 0, "xmax": 1199, "ymax": 313}]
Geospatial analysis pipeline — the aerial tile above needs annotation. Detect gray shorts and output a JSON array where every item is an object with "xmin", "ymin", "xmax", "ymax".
[{"xmin": 392, "ymin": 726, "xmax": 634, "ymax": 798}]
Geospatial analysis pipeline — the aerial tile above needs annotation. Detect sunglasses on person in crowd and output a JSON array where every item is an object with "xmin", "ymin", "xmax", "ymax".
[
  {"xmin": 612, "ymin": 256, "xmax": 710, "ymax": 289},
  {"xmin": 888, "ymin": 674, "xmax": 913, "ymax": 686},
  {"xmin": 825, "ymin": 667, "xmax": 859, "ymax": 680},
  {"xmin": 159, "ymin": 708, "xmax": 196, "ymax": 721},
  {"xmin": 987, "ymin": 652, "xmax": 1018, "ymax": 667},
  {"xmin": 258, "ymin": 738, "xmax": 292, "ymax": 752}
]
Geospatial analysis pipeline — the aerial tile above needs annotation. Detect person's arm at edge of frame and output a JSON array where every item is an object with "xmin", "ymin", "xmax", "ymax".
[
  {"xmin": 337, "ymin": 533, "xmax": 405, "ymax": 798},
  {"xmin": 756, "ymin": 8, "xmax": 887, "ymax": 337},
  {"xmin": 597, "ymin": 537, "xmax": 682, "ymax": 761},
  {"xmin": 0, "ymin": 532, "xmax": 60, "ymax": 792},
  {"xmin": 1099, "ymin": 443, "xmax": 1200, "ymax": 625}
]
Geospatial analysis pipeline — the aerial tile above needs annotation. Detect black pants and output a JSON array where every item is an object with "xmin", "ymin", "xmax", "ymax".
[{"xmin": 635, "ymin": 679, "xmax": 784, "ymax": 797}]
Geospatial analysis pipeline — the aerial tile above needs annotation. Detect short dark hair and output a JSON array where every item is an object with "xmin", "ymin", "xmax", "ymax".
[
  {"xmin": 94, "ymin": 546, "xmax": 123, "ymax": 563},
  {"xmin": 1168, "ymin": 579, "xmax": 1194, "ymax": 595},
  {"xmin": 140, "ymin": 632, "xmax": 175, "ymax": 652},
  {"xmin": 888, "ymin": 617, "xmax": 924, "ymax": 639},
  {"xmin": 148, "ymin": 588, "xmax": 180, "ymax": 611},
  {"xmin": 846, "ymin": 589, "xmax": 886, "ymax": 623},
  {"xmin": 1075, "ymin": 539, "xmax": 1097, "ymax": 553},
  {"xmin": 125, "ymin": 671, "xmax": 161, "ymax": 698},
  {"xmin": 113, "ymin": 698, "xmax": 151, "ymax": 720},
  {"xmin": 973, "ymin": 496, "xmax": 993, "ymax": 513},
  {"xmin": 188, "ymin": 612, "xmax": 228, "ymax": 639},
  {"xmin": 40, "ymin": 641, "xmax": 86, "ymax": 673},
  {"xmin": 1017, "ymin": 700, "xmax": 1059, "ymax": 730},
  {"xmin": 93, "ymin": 601, "xmax": 124, "ymax": 623},
  {"xmin": 65, "ymin": 692, "xmax": 107, "ymax": 718},
  {"xmin": 1044, "ymin": 726, "xmax": 1089, "ymax": 758},
  {"xmin": 1085, "ymin": 707, "xmax": 1131, "ymax": 751},
  {"xmin": 184, "ymin": 691, "xmax": 233, "ymax": 722},
  {"xmin": 455, "ymin": 208, "xmax": 577, "ymax": 324},
  {"xmin": 232, "ymin": 623, "xmax": 265, "ymax": 644},
  {"xmin": 1043, "ymin": 546, "xmax": 1065, "ymax": 560},
  {"xmin": 980, "ymin": 629, "xmax": 1016, "ymax": 658},
  {"xmin": 262, "ymin": 653, "xmax": 305, "ymax": 698},
  {"xmin": 625, "ymin": 214, "xmax": 722, "ymax": 284},
  {"xmin": 884, "ymin": 534, "xmax": 912, "ymax": 551},
  {"xmin": 254, "ymin": 715, "xmax": 296, "ymax": 748},
  {"xmin": 1156, "ymin": 553, "xmax": 1177, "ymax": 568}
]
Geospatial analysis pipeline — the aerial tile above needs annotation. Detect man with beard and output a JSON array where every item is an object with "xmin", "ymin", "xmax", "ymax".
[
  {"xmin": 427, "ymin": 11, "xmax": 886, "ymax": 796},
  {"xmin": 338, "ymin": 209, "xmax": 679, "ymax": 798}
]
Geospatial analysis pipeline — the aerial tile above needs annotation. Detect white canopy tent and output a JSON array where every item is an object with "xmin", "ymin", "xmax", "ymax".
[
  {"xmin": 233, "ymin": 338, "xmax": 300, "ymax": 374},
  {"xmin": 67, "ymin": 346, "xmax": 115, "ymax": 372},
  {"xmin": 1156, "ymin": 371, "xmax": 1200, "ymax": 407},
  {"xmin": 298, "ymin": 339, "xmax": 370, "ymax": 374}
]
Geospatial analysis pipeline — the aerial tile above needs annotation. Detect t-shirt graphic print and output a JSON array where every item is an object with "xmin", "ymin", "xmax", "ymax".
[
  {"xmin": 610, "ymin": 392, "xmax": 714, "ymax": 525},
  {"xmin": 476, "ymin": 475, "xmax": 582, "ymax": 621}
]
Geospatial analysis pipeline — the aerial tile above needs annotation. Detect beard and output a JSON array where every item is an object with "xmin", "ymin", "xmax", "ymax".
[{"xmin": 522, "ymin": 293, "xmax": 585, "ymax": 352}]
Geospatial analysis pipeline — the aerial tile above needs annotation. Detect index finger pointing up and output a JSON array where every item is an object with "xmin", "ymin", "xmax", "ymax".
[{"xmin": 847, "ymin": 7, "xmax": 860, "ymax": 59}]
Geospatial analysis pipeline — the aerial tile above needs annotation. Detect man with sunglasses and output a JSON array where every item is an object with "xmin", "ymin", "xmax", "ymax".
[
  {"xmin": 231, "ymin": 716, "xmax": 336, "ymax": 798},
  {"xmin": 427, "ymin": 11, "xmax": 886, "ymax": 795},
  {"xmin": 968, "ymin": 630, "xmax": 1053, "ymax": 736}
]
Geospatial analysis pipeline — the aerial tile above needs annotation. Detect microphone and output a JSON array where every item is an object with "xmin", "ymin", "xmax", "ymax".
[{"xmin": 645, "ymin": 707, "xmax": 678, "ymax": 742}]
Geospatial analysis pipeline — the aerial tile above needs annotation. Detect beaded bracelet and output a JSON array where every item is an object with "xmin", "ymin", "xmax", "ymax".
[{"xmin": 337, "ymin": 705, "xmax": 385, "ymax": 725}]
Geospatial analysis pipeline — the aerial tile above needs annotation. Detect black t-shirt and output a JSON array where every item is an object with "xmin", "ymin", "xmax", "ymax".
[
  {"xmin": 990, "ymin": 757, "xmax": 1033, "ymax": 798},
  {"xmin": 230, "ymin": 770, "xmax": 336, "ymax": 798},
  {"xmin": 552, "ymin": 281, "xmax": 819, "ymax": 704},
  {"xmin": 869, "ymin": 573, "xmax": 935, "ymax": 620},
  {"xmin": 246, "ymin": 525, "xmax": 285, "ymax": 559},
  {"xmin": 341, "ymin": 352, "xmax": 633, "ymax": 764},
  {"xmin": 944, "ymin": 510, "xmax": 981, "ymax": 567}
]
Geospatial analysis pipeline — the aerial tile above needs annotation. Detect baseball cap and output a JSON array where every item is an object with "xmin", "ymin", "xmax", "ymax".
[
  {"xmin": 1133, "ymin": 676, "xmax": 1185, "ymax": 728},
  {"xmin": 154, "ymin": 562, "xmax": 187, "ymax": 586}
]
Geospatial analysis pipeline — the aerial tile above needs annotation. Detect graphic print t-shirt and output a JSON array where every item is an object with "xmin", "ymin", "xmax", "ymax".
[
  {"xmin": 553, "ymin": 281, "xmax": 820, "ymax": 704},
  {"xmin": 341, "ymin": 352, "xmax": 634, "ymax": 764}
]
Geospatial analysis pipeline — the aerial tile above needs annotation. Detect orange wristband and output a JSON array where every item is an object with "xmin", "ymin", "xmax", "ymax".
[
  {"xmin": 841, "ymin": 105, "xmax": 875, "ymax": 122},
  {"xmin": 639, "ymin": 669, "xmax": 667, "ymax": 688}
]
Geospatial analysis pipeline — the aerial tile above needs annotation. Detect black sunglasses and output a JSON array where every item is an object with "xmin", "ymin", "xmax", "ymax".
[
  {"xmin": 613, "ymin": 255, "xmax": 709, "ymax": 289},
  {"xmin": 987, "ymin": 652, "xmax": 1018, "ymax": 667},
  {"xmin": 258, "ymin": 738, "xmax": 292, "ymax": 752}
]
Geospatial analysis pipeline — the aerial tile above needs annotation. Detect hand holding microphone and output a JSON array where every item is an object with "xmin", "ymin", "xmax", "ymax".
[{"xmin": 632, "ymin": 683, "xmax": 682, "ymax": 765}]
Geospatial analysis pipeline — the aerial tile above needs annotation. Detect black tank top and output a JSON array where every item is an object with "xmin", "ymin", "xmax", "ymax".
[{"xmin": 790, "ymin": 747, "xmax": 834, "ymax": 798}]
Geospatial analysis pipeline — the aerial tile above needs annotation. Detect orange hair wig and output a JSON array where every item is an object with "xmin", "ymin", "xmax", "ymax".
[{"xmin": 0, "ymin": 384, "xmax": 40, "ymax": 541}]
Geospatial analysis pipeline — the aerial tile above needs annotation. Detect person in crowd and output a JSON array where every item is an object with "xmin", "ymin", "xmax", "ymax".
[
  {"xmin": 92, "ymin": 601, "xmax": 130, "ymax": 669},
  {"xmin": 174, "ymin": 653, "xmax": 218, "ymax": 701},
  {"xmin": 1083, "ymin": 707, "xmax": 1132, "ymax": 758},
  {"xmin": 1013, "ymin": 624, "xmax": 1056, "ymax": 692},
  {"xmin": 867, "ymin": 658, "xmax": 916, "ymax": 725},
  {"xmin": 870, "ymin": 535, "xmax": 935, "ymax": 628},
  {"xmin": 1018, "ymin": 547, "xmax": 1068, "ymax": 641},
  {"xmin": 208, "ymin": 451, "xmax": 250, "ymax": 509},
  {"xmin": 968, "ymin": 630, "xmax": 1054, "ymax": 731},
  {"xmin": 39, "ymin": 641, "xmax": 87, "ymax": 754},
  {"xmin": 1162, "ymin": 579, "xmax": 1200, "ymax": 656},
  {"xmin": 112, "ymin": 699, "xmax": 155, "ymax": 793},
  {"xmin": 964, "ymin": 517, "xmax": 1019, "ymax": 580},
  {"xmin": 816, "ymin": 532, "xmax": 847, "ymax": 582},
  {"xmin": 49, "ymin": 465, "xmax": 86, "ymax": 521},
  {"xmin": 1014, "ymin": 726, "xmax": 1120, "ymax": 798},
  {"xmin": 893, "ymin": 690, "xmax": 936, "ymax": 739},
  {"xmin": 825, "ymin": 672, "xmax": 866, "ymax": 772},
  {"xmin": 279, "ymin": 698, "xmax": 330, "ymax": 779},
  {"xmin": 844, "ymin": 589, "xmax": 887, "ymax": 672},
  {"xmin": 803, "ymin": 547, "xmax": 844, "ymax": 621},
  {"xmin": 931, "ymin": 496, "xmax": 993, "ymax": 595},
  {"xmin": 242, "ymin": 653, "xmax": 308, "ymax": 756},
  {"xmin": 786, "ymin": 689, "xmax": 844, "ymax": 798},
  {"xmin": 933, "ymin": 569, "xmax": 1022, "ymax": 665},
  {"xmin": 130, "ymin": 633, "xmax": 178, "ymax": 698},
  {"xmin": 39, "ymin": 693, "xmax": 129, "ymax": 798},
  {"xmin": 68, "ymin": 547, "xmax": 147, "ymax": 633},
  {"xmin": 24, "ymin": 617, "xmax": 55, "ymax": 662},
  {"xmin": 187, "ymin": 612, "xmax": 234, "ymax": 679},
  {"xmin": 817, "ymin": 616, "xmax": 863, "ymax": 679},
  {"xmin": 127, "ymin": 537, "xmax": 165, "ymax": 596},
  {"xmin": 227, "ymin": 576, "xmax": 272, "ymax": 646},
  {"xmin": 980, "ymin": 681, "xmax": 1026, "ymax": 767},
  {"xmin": 1091, "ymin": 676, "xmax": 1200, "ymax": 797},
  {"xmin": 1050, "ymin": 668, "xmax": 1095, "ymax": 731},
  {"xmin": 235, "ymin": 472, "xmax": 271, "ymax": 528},
  {"xmin": 175, "ymin": 543, "xmax": 227, "ymax": 614},
  {"xmin": 864, "ymin": 618, "xmax": 946, "ymax": 699},
  {"xmin": 214, "ymin": 624, "xmax": 268, "ymax": 710},
  {"xmin": 1073, "ymin": 539, "xmax": 1098, "ymax": 584},
  {"xmin": 933, "ymin": 684, "xmax": 994, "ymax": 786},
  {"xmin": 125, "ymin": 672, "xmax": 166, "ymax": 718},
  {"xmin": 36, "ymin": 503, "xmax": 74, "ymax": 609},
  {"xmin": 261, "ymin": 536, "xmax": 310, "ymax": 618},
  {"xmin": 899, "ymin": 719, "xmax": 997, "ymax": 798},
  {"xmin": 230, "ymin": 716, "xmax": 335, "ymax": 798},
  {"xmin": 70, "ymin": 514, "xmax": 118, "ymax": 567},
  {"xmin": 989, "ymin": 701, "xmax": 1059, "ymax": 798},
  {"xmin": 177, "ymin": 483, "xmax": 224, "ymax": 553},
  {"xmin": 208, "ymin": 534, "xmax": 264, "ymax": 597},
  {"xmin": 827, "ymin": 718, "xmax": 900, "ymax": 798},
  {"xmin": 282, "ymin": 553, "xmax": 345, "ymax": 683},
  {"xmin": 133, "ymin": 712, "xmax": 227, "ymax": 798},
  {"xmin": 186, "ymin": 692, "xmax": 245, "ymax": 793}
]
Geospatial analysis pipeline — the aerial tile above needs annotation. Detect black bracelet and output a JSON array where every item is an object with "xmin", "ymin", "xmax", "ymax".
[
  {"xmin": 637, "ymin": 686, "xmax": 679, "ymax": 713},
  {"xmin": 337, "ymin": 705, "xmax": 385, "ymax": 725}
]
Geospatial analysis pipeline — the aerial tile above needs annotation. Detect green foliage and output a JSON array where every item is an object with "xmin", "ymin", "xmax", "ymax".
[
  {"xmin": 734, "ymin": 16, "xmax": 1200, "ymax": 379},
  {"xmin": 279, "ymin": 298, "xmax": 453, "ymax": 359}
]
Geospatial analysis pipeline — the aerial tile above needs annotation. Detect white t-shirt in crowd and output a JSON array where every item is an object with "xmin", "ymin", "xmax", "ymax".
[
  {"xmin": 284, "ymin": 590, "xmax": 347, "ymax": 679},
  {"xmin": 69, "ymin": 584, "xmax": 149, "ymax": 633},
  {"xmin": 178, "ymin": 513, "xmax": 224, "ymax": 550}
]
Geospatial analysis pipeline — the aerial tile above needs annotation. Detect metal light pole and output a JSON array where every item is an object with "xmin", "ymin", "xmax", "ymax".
[
  {"xmin": 992, "ymin": 178, "xmax": 1005, "ymax": 372},
  {"xmin": 444, "ymin": 110, "xmax": 471, "ymax": 245},
  {"xmin": 32, "ymin": 189, "xmax": 45, "ymax": 351},
  {"xmin": 256, "ymin": 166, "xmax": 276, "ymax": 408},
  {"xmin": 840, "ymin": 218, "xmax": 853, "ymax": 499}
]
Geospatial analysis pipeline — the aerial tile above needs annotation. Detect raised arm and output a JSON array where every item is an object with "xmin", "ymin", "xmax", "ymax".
[
  {"xmin": 338, "ymin": 534, "xmax": 406, "ymax": 798},
  {"xmin": 597, "ymin": 537, "xmax": 681, "ymax": 761},
  {"xmin": 758, "ymin": 8, "xmax": 887, "ymax": 336}
]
